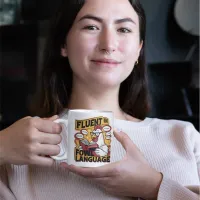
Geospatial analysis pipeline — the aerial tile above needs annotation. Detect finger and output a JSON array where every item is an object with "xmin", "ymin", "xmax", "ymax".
[
  {"xmin": 114, "ymin": 130, "xmax": 139, "ymax": 153},
  {"xmin": 33, "ymin": 118, "xmax": 62, "ymax": 134},
  {"xmin": 89, "ymin": 177, "xmax": 110, "ymax": 186},
  {"xmin": 43, "ymin": 115, "xmax": 59, "ymax": 121},
  {"xmin": 60, "ymin": 162, "xmax": 69, "ymax": 168},
  {"xmin": 32, "ymin": 156, "xmax": 55, "ymax": 167},
  {"xmin": 36, "ymin": 144, "xmax": 60, "ymax": 156},
  {"xmin": 39, "ymin": 132, "xmax": 62, "ymax": 145},
  {"xmin": 67, "ymin": 163, "xmax": 117, "ymax": 178}
]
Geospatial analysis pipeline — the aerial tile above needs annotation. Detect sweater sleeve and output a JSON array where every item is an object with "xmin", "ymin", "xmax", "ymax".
[
  {"xmin": 0, "ymin": 165, "xmax": 16, "ymax": 200},
  {"xmin": 157, "ymin": 123, "xmax": 200, "ymax": 200},
  {"xmin": 157, "ymin": 175, "xmax": 199, "ymax": 200}
]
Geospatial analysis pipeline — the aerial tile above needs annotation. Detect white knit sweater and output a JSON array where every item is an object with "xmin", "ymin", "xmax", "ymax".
[{"xmin": 0, "ymin": 117, "xmax": 200, "ymax": 200}]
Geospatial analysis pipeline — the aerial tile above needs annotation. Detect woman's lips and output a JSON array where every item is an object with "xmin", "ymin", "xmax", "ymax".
[{"xmin": 91, "ymin": 59, "xmax": 121, "ymax": 67}]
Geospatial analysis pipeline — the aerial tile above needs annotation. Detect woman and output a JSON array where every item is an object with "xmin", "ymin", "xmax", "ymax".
[{"xmin": 0, "ymin": 0, "xmax": 199, "ymax": 199}]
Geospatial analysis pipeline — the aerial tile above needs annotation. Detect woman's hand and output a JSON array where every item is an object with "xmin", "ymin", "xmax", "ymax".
[
  {"xmin": 61, "ymin": 130, "xmax": 163, "ymax": 200},
  {"xmin": 0, "ymin": 115, "xmax": 62, "ymax": 167}
]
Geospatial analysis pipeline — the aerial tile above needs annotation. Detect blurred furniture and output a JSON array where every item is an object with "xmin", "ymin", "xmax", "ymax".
[
  {"xmin": 147, "ymin": 62, "xmax": 199, "ymax": 131},
  {"xmin": 0, "ymin": 0, "xmax": 21, "ymax": 26},
  {"xmin": 174, "ymin": 0, "xmax": 199, "ymax": 37},
  {"xmin": 174, "ymin": 0, "xmax": 199, "ymax": 90}
]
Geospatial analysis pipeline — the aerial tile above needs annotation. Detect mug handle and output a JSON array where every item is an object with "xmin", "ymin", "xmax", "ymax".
[{"xmin": 51, "ymin": 119, "xmax": 68, "ymax": 161}]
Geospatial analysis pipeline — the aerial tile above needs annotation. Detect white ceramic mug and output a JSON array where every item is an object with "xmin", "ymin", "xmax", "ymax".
[{"xmin": 51, "ymin": 109, "xmax": 113, "ymax": 167}]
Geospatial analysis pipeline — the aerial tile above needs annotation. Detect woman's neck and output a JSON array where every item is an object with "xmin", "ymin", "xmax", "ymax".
[{"xmin": 68, "ymin": 80, "xmax": 126, "ymax": 120}]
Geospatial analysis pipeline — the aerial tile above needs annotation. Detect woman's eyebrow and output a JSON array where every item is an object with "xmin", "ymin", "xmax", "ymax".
[
  {"xmin": 78, "ymin": 14, "xmax": 102, "ymax": 23},
  {"xmin": 78, "ymin": 14, "xmax": 136, "ymax": 25},
  {"xmin": 115, "ymin": 18, "xmax": 136, "ymax": 25}
]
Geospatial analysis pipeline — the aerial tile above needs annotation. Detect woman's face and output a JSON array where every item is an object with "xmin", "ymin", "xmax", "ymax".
[{"xmin": 61, "ymin": 0, "xmax": 143, "ymax": 88}]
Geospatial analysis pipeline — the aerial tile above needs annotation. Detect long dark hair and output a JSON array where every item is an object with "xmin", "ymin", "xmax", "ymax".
[{"xmin": 31, "ymin": 0, "xmax": 149, "ymax": 119}]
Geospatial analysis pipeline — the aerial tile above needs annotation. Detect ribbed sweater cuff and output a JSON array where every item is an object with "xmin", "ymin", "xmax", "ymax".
[{"xmin": 157, "ymin": 175, "xmax": 199, "ymax": 200}]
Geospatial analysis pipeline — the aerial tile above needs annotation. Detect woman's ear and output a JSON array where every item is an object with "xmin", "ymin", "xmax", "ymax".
[
  {"xmin": 61, "ymin": 45, "xmax": 68, "ymax": 57},
  {"xmin": 136, "ymin": 40, "xmax": 143, "ymax": 60},
  {"xmin": 138, "ymin": 40, "xmax": 143, "ymax": 55}
]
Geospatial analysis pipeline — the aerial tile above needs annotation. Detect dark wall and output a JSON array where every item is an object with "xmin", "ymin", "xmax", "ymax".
[
  {"xmin": 21, "ymin": 0, "xmax": 62, "ymax": 21},
  {"xmin": 0, "ymin": 24, "xmax": 38, "ymax": 129}
]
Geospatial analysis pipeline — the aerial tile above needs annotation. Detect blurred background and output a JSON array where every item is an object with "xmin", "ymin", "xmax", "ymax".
[{"xmin": 0, "ymin": 0, "xmax": 199, "ymax": 130}]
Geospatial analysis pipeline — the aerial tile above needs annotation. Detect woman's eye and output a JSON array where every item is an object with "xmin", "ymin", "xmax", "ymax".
[
  {"xmin": 118, "ymin": 28, "xmax": 131, "ymax": 33},
  {"xmin": 83, "ymin": 25, "xmax": 99, "ymax": 31}
]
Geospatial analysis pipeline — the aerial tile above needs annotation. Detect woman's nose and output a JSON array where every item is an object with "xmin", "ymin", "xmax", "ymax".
[{"xmin": 98, "ymin": 28, "xmax": 118, "ymax": 54}]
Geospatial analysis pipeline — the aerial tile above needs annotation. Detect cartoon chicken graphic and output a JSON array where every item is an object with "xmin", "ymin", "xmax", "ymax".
[{"xmin": 89, "ymin": 125, "xmax": 108, "ymax": 157}]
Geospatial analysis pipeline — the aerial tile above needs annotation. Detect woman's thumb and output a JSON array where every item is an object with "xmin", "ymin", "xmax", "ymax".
[
  {"xmin": 114, "ymin": 129, "xmax": 132, "ymax": 152},
  {"xmin": 113, "ymin": 129, "xmax": 141, "ymax": 155},
  {"xmin": 43, "ymin": 115, "xmax": 59, "ymax": 121}
]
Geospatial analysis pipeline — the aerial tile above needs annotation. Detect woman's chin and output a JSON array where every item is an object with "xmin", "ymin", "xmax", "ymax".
[{"xmin": 89, "ymin": 78, "xmax": 122, "ymax": 89}]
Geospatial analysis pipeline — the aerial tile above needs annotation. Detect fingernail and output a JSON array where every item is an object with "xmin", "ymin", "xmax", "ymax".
[
  {"xmin": 114, "ymin": 128, "xmax": 122, "ymax": 133},
  {"xmin": 54, "ymin": 124, "xmax": 62, "ymax": 133},
  {"xmin": 60, "ymin": 162, "xmax": 68, "ymax": 169}
]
